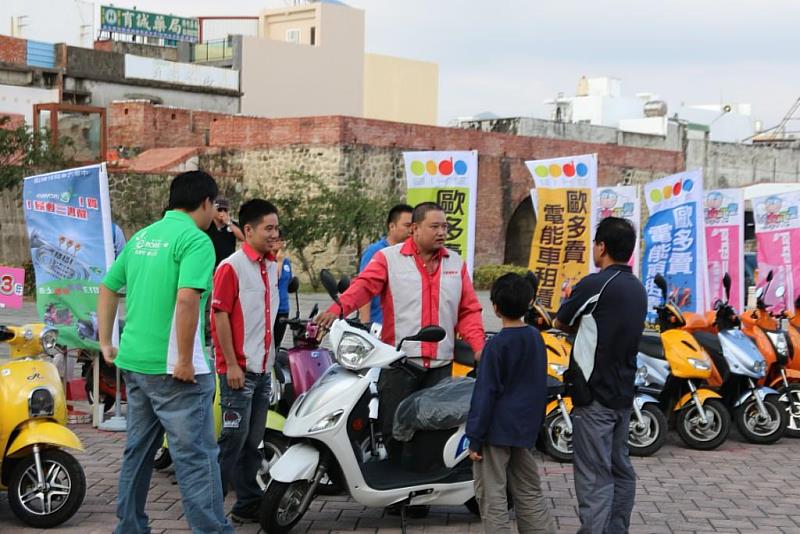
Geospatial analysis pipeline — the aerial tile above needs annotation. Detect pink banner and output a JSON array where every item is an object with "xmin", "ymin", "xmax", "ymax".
[
  {"xmin": 704, "ymin": 189, "xmax": 744, "ymax": 311},
  {"xmin": 755, "ymin": 229, "xmax": 800, "ymax": 313},
  {"xmin": 0, "ymin": 266, "xmax": 25, "ymax": 310},
  {"xmin": 753, "ymin": 191, "xmax": 800, "ymax": 312}
]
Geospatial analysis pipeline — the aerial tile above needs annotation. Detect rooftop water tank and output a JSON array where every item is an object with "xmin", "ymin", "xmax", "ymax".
[{"xmin": 644, "ymin": 100, "xmax": 668, "ymax": 117}]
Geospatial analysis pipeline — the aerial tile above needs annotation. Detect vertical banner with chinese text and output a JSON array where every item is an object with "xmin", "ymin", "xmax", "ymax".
[
  {"xmin": 642, "ymin": 170, "xmax": 707, "ymax": 322},
  {"xmin": 23, "ymin": 164, "xmax": 114, "ymax": 349},
  {"xmin": 404, "ymin": 151, "xmax": 478, "ymax": 275},
  {"xmin": 753, "ymin": 191, "xmax": 800, "ymax": 311},
  {"xmin": 705, "ymin": 189, "xmax": 744, "ymax": 311},
  {"xmin": 526, "ymin": 154, "xmax": 597, "ymax": 312},
  {"xmin": 595, "ymin": 185, "xmax": 641, "ymax": 275}
]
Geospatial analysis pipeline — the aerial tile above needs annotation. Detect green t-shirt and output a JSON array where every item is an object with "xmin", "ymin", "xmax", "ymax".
[{"xmin": 103, "ymin": 210, "xmax": 215, "ymax": 375}]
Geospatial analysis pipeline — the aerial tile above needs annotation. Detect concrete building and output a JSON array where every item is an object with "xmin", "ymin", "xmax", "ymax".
[
  {"xmin": 547, "ymin": 76, "xmax": 758, "ymax": 143},
  {"xmin": 191, "ymin": 1, "xmax": 439, "ymax": 124}
]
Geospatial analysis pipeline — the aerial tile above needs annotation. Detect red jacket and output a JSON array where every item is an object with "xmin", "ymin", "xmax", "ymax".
[{"xmin": 328, "ymin": 238, "xmax": 484, "ymax": 364}]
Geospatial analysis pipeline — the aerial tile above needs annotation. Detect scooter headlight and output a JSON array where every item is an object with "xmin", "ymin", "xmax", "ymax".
[
  {"xmin": 688, "ymin": 357, "xmax": 711, "ymax": 371},
  {"xmin": 752, "ymin": 359, "xmax": 766, "ymax": 375},
  {"xmin": 39, "ymin": 328, "xmax": 60, "ymax": 356},
  {"xmin": 336, "ymin": 333, "xmax": 374, "ymax": 370},
  {"xmin": 549, "ymin": 363, "xmax": 568, "ymax": 377},
  {"xmin": 308, "ymin": 409, "xmax": 344, "ymax": 434},
  {"xmin": 29, "ymin": 388, "xmax": 55, "ymax": 418}
]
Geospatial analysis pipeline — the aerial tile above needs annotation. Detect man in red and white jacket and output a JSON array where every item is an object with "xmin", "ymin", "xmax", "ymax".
[
  {"xmin": 316, "ymin": 202, "xmax": 485, "ymax": 439},
  {"xmin": 211, "ymin": 199, "xmax": 279, "ymax": 524}
]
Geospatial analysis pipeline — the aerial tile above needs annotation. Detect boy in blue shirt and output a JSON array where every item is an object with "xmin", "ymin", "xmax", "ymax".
[{"xmin": 466, "ymin": 273, "xmax": 555, "ymax": 534}]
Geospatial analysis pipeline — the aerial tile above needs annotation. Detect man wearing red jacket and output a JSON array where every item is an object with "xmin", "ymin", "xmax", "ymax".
[{"xmin": 316, "ymin": 202, "xmax": 485, "ymax": 440}]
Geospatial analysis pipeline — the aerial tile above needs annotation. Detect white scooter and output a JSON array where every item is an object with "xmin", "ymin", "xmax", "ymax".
[{"xmin": 259, "ymin": 270, "xmax": 476, "ymax": 534}]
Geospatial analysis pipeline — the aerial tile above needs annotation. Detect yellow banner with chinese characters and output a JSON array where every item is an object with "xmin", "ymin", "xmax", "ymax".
[{"xmin": 528, "ymin": 187, "xmax": 593, "ymax": 311}]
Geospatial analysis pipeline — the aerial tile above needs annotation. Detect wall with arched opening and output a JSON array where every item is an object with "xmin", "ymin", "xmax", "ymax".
[{"xmin": 504, "ymin": 196, "xmax": 535, "ymax": 266}]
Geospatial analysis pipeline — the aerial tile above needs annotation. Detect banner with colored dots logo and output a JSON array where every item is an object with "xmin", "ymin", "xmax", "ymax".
[
  {"xmin": 403, "ymin": 151, "xmax": 478, "ymax": 275},
  {"xmin": 642, "ymin": 169, "xmax": 708, "ymax": 321},
  {"xmin": 526, "ymin": 154, "xmax": 597, "ymax": 312}
]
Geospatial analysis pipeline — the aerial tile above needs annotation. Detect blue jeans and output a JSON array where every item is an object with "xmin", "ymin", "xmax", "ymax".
[
  {"xmin": 115, "ymin": 371, "xmax": 233, "ymax": 534},
  {"xmin": 218, "ymin": 371, "xmax": 271, "ymax": 514}
]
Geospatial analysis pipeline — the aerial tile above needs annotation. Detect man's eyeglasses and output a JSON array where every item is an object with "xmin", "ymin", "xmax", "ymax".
[{"xmin": 217, "ymin": 208, "xmax": 228, "ymax": 213}]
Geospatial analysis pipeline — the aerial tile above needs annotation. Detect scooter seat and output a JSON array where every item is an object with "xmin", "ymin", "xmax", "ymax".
[{"xmin": 638, "ymin": 334, "xmax": 666, "ymax": 360}]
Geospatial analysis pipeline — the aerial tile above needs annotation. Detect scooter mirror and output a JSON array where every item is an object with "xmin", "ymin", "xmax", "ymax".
[
  {"xmin": 776, "ymin": 286, "xmax": 786, "ymax": 298},
  {"xmin": 337, "ymin": 276, "xmax": 351, "ymax": 294},
  {"xmin": 767, "ymin": 270, "xmax": 774, "ymax": 282},
  {"xmin": 319, "ymin": 269, "xmax": 340, "ymax": 304},
  {"xmin": 722, "ymin": 273, "xmax": 731, "ymax": 301},
  {"xmin": 406, "ymin": 325, "xmax": 446, "ymax": 343},
  {"xmin": 654, "ymin": 273, "xmax": 668, "ymax": 297},
  {"xmin": 287, "ymin": 277, "xmax": 300, "ymax": 294}
]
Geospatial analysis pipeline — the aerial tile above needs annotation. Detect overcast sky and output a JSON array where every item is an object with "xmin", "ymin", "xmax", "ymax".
[{"xmin": 58, "ymin": 1, "xmax": 800, "ymax": 127}]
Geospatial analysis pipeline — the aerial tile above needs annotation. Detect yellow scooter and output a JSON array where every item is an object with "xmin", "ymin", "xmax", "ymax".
[
  {"xmin": 526, "ymin": 299, "xmax": 575, "ymax": 462},
  {"xmin": 0, "ymin": 324, "xmax": 86, "ymax": 528}
]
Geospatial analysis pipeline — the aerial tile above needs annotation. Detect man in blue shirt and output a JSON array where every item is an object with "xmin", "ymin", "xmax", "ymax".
[
  {"xmin": 357, "ymin": 204, "xmax": 413, "ymax": 325},
  {"xmin": 273, "ymin": 230, "xmax": 293, "ymax": 348}
]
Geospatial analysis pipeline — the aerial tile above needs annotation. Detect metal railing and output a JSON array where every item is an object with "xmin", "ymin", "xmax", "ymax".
[{"xmin": 192, "ymin": 38, "xmax": 234, "ymax": 62}]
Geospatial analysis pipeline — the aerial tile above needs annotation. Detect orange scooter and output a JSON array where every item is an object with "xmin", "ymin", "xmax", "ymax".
[{"xmin": 740, "ymin": 271, "xmax": 800, "ymax": 437}]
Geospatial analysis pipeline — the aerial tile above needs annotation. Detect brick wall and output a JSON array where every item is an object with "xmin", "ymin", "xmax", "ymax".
[
  {"xmin": 105, "ymin": 101, "xmax": 686, "ymax": 265},
  {"xmin": 0, "ymin": 113, "xmax": 25, "ymax": 130},
  {"xmin": 108, "ymin": 101, "xmax": 230, "ymax": 151},
  {"xmin": 0, "ymin": 35, "xmax": 26, "ymax": 65}
]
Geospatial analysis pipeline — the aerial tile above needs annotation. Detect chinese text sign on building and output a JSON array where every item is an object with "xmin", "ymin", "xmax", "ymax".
[{"xmin": 101, "ymin": 6, "xmax": 200, "ymax": 43}]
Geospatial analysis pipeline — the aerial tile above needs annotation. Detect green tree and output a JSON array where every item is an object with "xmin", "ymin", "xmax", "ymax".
[
  {"xmin": 0, "ymin": 116, "xmax": 73, "ymax": 190},
  {"xmin": 268, "ymin": 171, "xmax": 333, "ymax": 290},
  {"xmin": 323, "ymin": 175, "xmax": 401, "ymax": 271}
]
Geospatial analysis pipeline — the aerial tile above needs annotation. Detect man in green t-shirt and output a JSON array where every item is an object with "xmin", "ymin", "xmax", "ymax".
[{"xmin": 97, "ymin": 171, "xmax": 233, "ymax": 534}]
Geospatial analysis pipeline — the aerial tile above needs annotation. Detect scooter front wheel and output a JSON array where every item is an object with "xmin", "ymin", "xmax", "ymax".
[
  {"xmin": 8, "ymin": 449, "xmax": 86, "ymax": 528},
  {"xmin": 260, "ymin": 480, "xmax": 314, "ymax": 534},
  {"xmin": 628, "ymin": 404, "xmax": 668, "ymax": 457},
  {"xmin": 734, "ymin": 395, "xmax": 787, "ymax": 444},
  {"xmin": 778, "ymin": 384, "xmax": 800, "ymax": 438},
  {"xmin": 676, "ymin": 398, "xmax": 730, "ymax": 450},
  {"xmin": 542, "ymin": 411, "xmax": 573, "ymax": 462}
]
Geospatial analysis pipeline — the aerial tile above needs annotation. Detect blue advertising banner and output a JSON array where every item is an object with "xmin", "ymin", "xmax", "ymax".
[
  {"xmin": 23, "ymin": 164, "xmax": 114, "ymax": 349},
  {"xmin": 642, "ymin": 170, "xmax": 708, "ymax": 322}
]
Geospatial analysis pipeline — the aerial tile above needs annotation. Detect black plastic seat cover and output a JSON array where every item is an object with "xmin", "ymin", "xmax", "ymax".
[{"xmin": 638, "ymin": 333, "xmax": 666, "ymax": 360}]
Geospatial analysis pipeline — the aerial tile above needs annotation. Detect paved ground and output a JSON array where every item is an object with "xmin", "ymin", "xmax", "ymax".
[
  {"xmin": 4, "ymin": 298, "xmax": 800, "ymax": 533},
  {"xmin": 2, "ymin": 423, "xmax": 800, "ymax": 533}
]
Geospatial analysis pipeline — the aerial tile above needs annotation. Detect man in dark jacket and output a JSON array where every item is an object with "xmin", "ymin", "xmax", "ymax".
[{"xmin": 555, "ymin": 217, "xmax": 648, "ymax": 534}]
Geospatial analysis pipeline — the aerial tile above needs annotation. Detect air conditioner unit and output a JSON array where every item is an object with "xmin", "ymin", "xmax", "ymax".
[{"xmin": 286, "ymin": 29, "xmax": 301, "ymax": 43}]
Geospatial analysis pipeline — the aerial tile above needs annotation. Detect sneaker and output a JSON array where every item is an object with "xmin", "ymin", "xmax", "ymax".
[{"xmin": 229, "ymin": 504, "xmax": 260, "ymax": 524}]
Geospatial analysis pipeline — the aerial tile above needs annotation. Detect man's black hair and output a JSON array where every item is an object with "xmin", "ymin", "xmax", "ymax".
[
  {"xmin": 167, "ymin": 171, "xmax": 218, "ymax": 212},
  {"xmin": 412, "ymin": 202, "xmax": 444, "ymax": 224},
  {"xmin": 239, "ymin": 199, "xmax": 278, "ymax": 229},
  {"xmin": 595, "ymin": 216, "xmax": 636, "ymax": 263},
  {"xmin": 387, "ymin": 203, "xmax": 413, "ymax": 228},
  {"xmin": 490, "ymin": 273, "xmax": 535, "ymax": 319}
]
